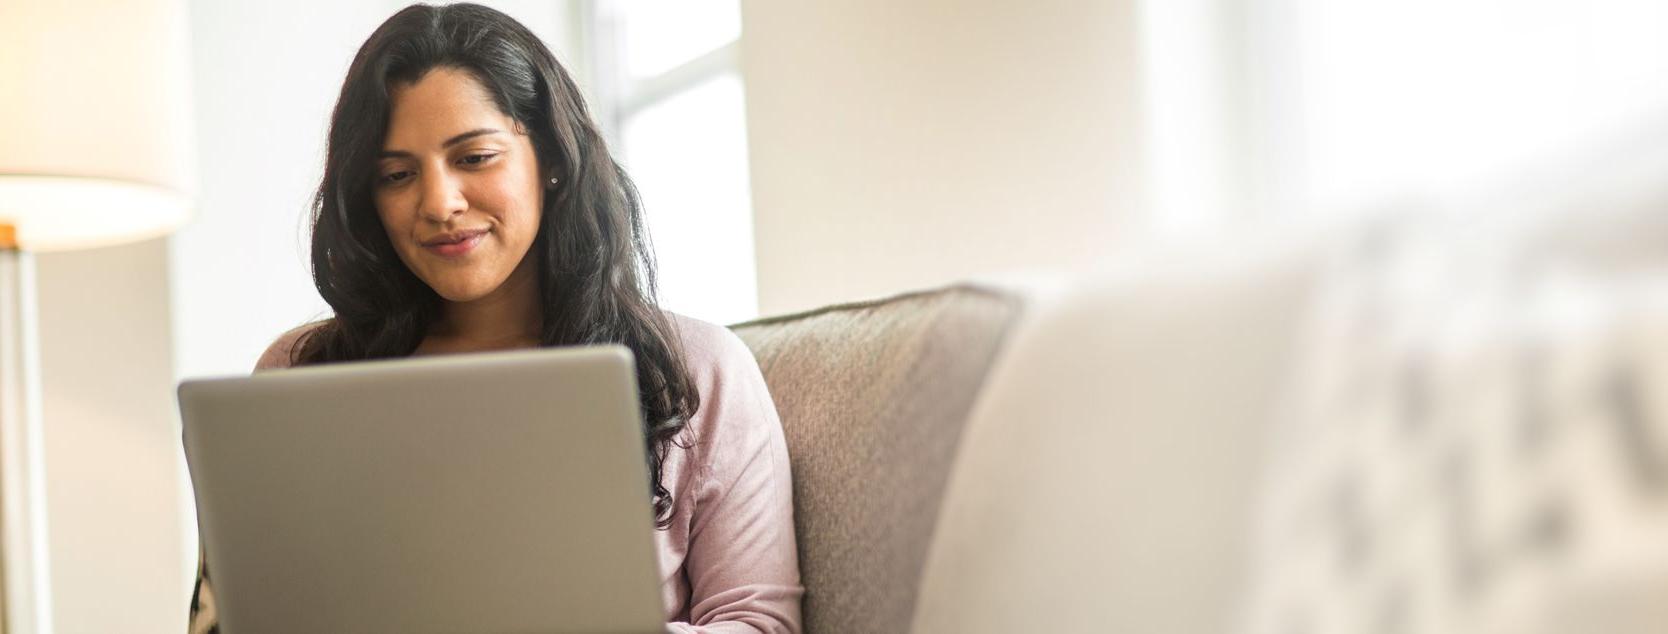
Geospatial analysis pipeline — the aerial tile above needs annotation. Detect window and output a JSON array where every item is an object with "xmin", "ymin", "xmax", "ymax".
[{"xmin": 584, "ymin": 0, "xmax": 758, "ymax": 325}]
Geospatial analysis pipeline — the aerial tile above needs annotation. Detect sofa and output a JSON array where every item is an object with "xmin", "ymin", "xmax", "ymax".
[
  {"xmin": 729, "ymin": 134, "xmax": 1668, "ymax": 633},
  {"xmin": 731, "ymin": 284, "xmax": 1025, "ymax": 634},
  {"xmin": 731, "ymin": 237, "xmax": 1317, "ymax": 633}
]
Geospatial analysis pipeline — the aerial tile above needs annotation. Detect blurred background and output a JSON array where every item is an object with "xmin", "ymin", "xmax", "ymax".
[{"xmin": 4, "ymin": 0, "xmax": 1667, "ymax": 632}]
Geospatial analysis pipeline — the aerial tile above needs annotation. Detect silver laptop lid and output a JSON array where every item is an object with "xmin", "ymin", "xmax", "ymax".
[{"xmin": 180, "ymin": 345, "xmax": 664, "ymax": 634}]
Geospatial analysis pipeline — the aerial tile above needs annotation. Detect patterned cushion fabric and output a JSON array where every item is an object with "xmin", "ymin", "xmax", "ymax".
[
  {"xmin": 729, "ymin": 284, "xmax": 1023, "ymax": 634},
  {"xmin": 1239, "ymin": 202, "xmax": 1668, "ymax": 634}
]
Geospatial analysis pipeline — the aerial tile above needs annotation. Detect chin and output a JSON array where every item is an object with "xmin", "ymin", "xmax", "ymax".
[
  {"xmin": 432, "ymin": 288, "xmax": 485, "ymax": 303},
  {"xmin": 424, "ymin": 275, "xmax": 498, "ymax": 303}
]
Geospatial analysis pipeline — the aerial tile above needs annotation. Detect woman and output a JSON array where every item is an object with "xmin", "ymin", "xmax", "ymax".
[{"xmin": 188, "ymin": 4, "xmax": 802, "ymax": 633}]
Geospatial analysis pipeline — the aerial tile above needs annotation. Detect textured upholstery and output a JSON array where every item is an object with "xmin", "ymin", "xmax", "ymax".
[{"xmin": 730, "ymin": 285, "xmax": 1023, "ymax": 634}]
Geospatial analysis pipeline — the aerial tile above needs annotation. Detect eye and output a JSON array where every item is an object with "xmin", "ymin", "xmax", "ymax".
[
  {"xmin": 379, "ymin": 170, "xmax": 413, "ymax": 185},
  {"xmin": 458, "ymin": 153, "xmax": 497, "ymax": 166}
]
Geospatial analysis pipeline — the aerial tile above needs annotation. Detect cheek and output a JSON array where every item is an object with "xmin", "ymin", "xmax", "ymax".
[
  {"xmin": 509, "ymin": 199, "xmax": 543, "ymax": 245},
  {"xmin": 372, "ymin": 196, "xmax": 406, "ymax": 236},
  {"xmin": 375, "ymin": 196, "xmax": 423, "ymax": 241},
  {"xmin": 373, "ymin": 198, "xmax": 423, "ymax": 266},
  {"xmin": 484, "ymin": 182, "xmax": 544, "ymax": 245}
]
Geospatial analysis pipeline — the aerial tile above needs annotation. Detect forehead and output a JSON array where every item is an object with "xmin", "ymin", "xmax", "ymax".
[{"xmin": 383, "ymin": 67, "xmax": 513, "ymax": 149}]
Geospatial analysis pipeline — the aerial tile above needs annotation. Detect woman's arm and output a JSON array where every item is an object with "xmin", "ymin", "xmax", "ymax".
[{"xmin": 666, "ymin": 325, "xmax": 804, "ymax": 634}]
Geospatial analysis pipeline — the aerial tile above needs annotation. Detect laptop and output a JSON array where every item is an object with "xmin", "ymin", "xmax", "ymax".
[{"xmin": 179, "ymin": 345, "xmax": 665, "ymax": 634}]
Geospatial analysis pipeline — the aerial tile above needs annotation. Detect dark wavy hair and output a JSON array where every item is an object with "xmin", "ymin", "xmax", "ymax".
[{"xmin": 291, "ymin": 2, "xmax": 699, "ymax": 527}]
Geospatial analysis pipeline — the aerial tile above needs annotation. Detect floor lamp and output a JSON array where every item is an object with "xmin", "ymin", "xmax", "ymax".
[{"xmin": 0, "ymin": 2, "xmax": 193, "ymax": 633}]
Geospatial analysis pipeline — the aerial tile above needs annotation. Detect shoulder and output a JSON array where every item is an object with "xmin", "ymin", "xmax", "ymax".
[
  {"xmin": 664, "ymin": 313, "xmax": 791, "ymax": 529},
  {"xmin": 253, "ymin": 321, "xmax": 329, "ymax": 373},
  {"xmin": 664, "ymin": 311, "xmax": 757, "ymax": 378},
  {"xmin": 662, "ymin": 311, "xmax": 779, "ymax": 438}
]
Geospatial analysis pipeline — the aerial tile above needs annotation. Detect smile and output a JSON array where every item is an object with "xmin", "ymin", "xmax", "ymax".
[{"xmin": 421, "ymin": 229, "xmax": 489, "ymax": 257}]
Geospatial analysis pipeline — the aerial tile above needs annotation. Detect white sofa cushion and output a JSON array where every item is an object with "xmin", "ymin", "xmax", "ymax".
[{"xmin": 911, "ymin": 237, "xmax": 1321, "ymax": 633}]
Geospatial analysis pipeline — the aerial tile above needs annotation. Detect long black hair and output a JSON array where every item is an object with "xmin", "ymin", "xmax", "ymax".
[{"xmin": 293, "ymin": 2, "xmax": 699, "ymax": 527}]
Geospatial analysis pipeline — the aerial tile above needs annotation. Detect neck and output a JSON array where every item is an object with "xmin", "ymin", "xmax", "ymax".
[{"xmin": 425, "ymin": 257, "xmax": 542, "ymax": 353}]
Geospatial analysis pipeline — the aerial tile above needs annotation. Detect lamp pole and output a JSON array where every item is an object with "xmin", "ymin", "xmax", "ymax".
[
  {"xmin": 0, "ymin": 224, "xmax": 54, "ymax": 634},
  {"xmin": 2, "ymin": 1, "xmax": 193, "ymax": 628}
]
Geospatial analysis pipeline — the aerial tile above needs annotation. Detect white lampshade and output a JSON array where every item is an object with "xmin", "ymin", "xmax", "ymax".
[{"xmin": 0, "ymin": 0, "xmax": 194, "ymax": 253}]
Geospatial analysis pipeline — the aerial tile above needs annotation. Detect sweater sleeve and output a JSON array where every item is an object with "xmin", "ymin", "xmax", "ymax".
[{"xmin": 666, "ymin": 327, "xmax": 805, "ymax": 634}]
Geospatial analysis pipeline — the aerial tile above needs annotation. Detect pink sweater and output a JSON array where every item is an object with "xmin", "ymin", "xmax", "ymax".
[{"xmin": 189, "ymin": 314, "xmax": 804, "ymax": 634}]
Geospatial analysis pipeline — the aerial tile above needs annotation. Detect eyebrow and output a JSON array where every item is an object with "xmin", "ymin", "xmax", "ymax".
[{"xmin": 379, "ymin": 128, "xmax": 504, "ymax": 159}]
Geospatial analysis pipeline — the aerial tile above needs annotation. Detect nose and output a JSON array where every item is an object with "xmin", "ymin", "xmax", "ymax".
[{"xmin": 415, "ymin": 168, "xmax": 466, "ymax": 223}]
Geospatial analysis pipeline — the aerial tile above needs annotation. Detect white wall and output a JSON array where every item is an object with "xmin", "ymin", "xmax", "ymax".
[
  {"xmin": 738, "ymin": 0, "xmax": 1151, "ymax": 315},
  {"xmin": 36, "ymin": 239, "xmax": 184, "ymax": 634}
]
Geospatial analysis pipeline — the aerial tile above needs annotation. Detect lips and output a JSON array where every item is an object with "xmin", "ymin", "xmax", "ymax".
[{"xmin": 421, "ymin": 228, "xmax": 488, "ymax": 257}]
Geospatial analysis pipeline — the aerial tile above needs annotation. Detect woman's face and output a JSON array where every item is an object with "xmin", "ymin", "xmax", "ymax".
[{"xmin": 374, "ymin": 66, "xmax": 545, "ymax": 304}]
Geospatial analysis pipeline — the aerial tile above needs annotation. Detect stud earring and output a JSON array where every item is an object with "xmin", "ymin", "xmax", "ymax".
[{"xmin": 547, "ymin": 177, "xmax": 559, "ymax": 187}]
